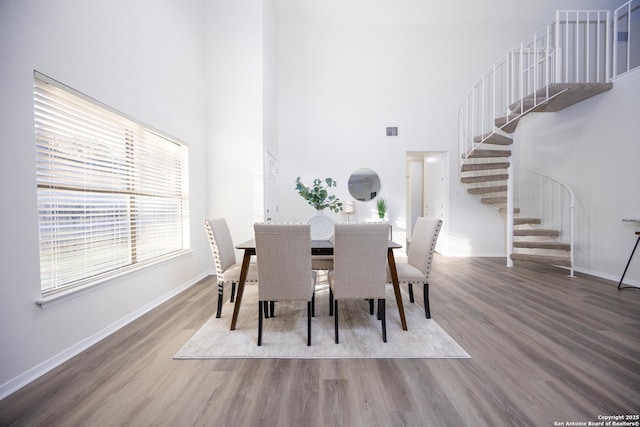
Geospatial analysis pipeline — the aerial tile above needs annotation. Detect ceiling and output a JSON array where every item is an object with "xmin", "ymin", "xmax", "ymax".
[{"xmin": 273, "ymin": 0, "xmax": 622, "ymax": 25}]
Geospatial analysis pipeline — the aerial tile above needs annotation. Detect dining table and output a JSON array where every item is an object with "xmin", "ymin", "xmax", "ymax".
[{"xmin": 229, "ymin": 238, "xmax": 408, "ymax": 331}]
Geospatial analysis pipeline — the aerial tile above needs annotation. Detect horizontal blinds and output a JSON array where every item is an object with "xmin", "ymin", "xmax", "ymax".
[{"xmin": 34, "ymin": 74, "xmax": 190, "ymax": 294}]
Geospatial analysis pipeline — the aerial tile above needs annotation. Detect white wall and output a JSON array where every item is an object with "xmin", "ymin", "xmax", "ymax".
[
  {"xmin": 275, "ymin": 0, "xmax": 626, "ymax": 258},
  {"xmin": 516, "ymin": 70, "xmax": 640, "ymax": 285},
  {"xmin": 0, "ymin": 0, "xmax": 209, "ymax": 396},
  {"xmin": 276, "ymin": 22, "xmax": 532, "ymax": 256},
  {"xmin": 204, "ymin": 0, "xmax": 273, "ymax": 247}
]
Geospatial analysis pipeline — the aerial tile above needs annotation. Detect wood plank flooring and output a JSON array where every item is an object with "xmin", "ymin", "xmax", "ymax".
[{"xmin": 1, "ymin": 256, "xmax": 639, "ymax": 427}]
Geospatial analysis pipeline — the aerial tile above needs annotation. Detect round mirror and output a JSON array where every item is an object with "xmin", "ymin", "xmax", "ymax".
[{"xmin": 348, "ymin": 168, "xmax": 380, "ymax": 201}]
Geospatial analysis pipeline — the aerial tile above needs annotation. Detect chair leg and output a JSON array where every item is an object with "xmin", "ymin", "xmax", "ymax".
[
  {"xmin": 263, "ymin": 301, "xmax": 270, "ymax": 319},
  {"xmin": 230, "ymin": 282, "xmax": 236, "ymax": 302},
  {"xmin": 311, "ymin": 292, "xmax": 316, "ymax": 317},
  {"xmin": 334, "ymin": 299, "xmax": 339, "ymax": 344},
  {"xmin": 424, "ymin": 283, "xmax": 431, "ymax": 319},
  {"xmin": 408, "ymin": 283, "xmax": 415, "ymax": 303},
  {"xmin": 329, "ymin": 288, "xmax": 334, "ymax": 316},
  {"xmin": 369, "ymin": 299, "xmax": 374, "ymax": 315},
  {"xmin": 258, "ymin": 301, "xmax": 263, "ymax": 346},
  {"xmin": 216, "ymin": 282, "xmax": 224, "ymax": 318},
  {"xmin": 379, "ymin": 299, "xmax": 387, "ymax": 342},
  {"xmin": 270, "ymin": 301, "xmax": 275, "ymax": 317},
  {"xmin": 307, "ymin": 301, "xmax": 312, "ymax": 346}
]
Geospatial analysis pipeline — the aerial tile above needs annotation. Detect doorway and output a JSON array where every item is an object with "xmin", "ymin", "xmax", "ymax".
[{"xmin": 406, "ymin": 151, "xmax": 448, "ymax": 253}]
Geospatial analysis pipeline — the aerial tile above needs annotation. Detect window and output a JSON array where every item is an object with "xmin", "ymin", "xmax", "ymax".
[{"xmin": 34, "ymin": 72, "xmax": 190, "ymax": 297}]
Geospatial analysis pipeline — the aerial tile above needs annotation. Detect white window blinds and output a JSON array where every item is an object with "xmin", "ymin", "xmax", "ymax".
[{"xmin": 34, "ymin": 72, "xmax": 190, "ymax": 296}]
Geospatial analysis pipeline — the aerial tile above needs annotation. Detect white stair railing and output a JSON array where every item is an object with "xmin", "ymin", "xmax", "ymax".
[
  {"xmin": 459, "ymin": 10, "xmax": 611, "ymax": 169},
  {"xmin": 517, "ymin": 170, "xmax": 576, "ymax": 277}
]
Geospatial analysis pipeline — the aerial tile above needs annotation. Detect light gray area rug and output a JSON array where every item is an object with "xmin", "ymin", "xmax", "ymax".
[{"xmin": 175, "ymin": 283, "xmax": 470, "ymax": 359}]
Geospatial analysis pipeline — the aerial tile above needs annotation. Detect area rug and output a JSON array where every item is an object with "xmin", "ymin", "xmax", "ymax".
[{"xmin": 174, "ymin": 282, "xmax": 470, "ymax": 359}]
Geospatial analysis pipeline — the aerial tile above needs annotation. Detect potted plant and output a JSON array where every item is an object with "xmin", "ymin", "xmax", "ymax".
[
  {"xmin": 295, "ymin": 177, "xmax": 343, "ymax": 213},
  {"xmin": 376, "ymin": 197, "xmax": 388, "ymax": 219}
]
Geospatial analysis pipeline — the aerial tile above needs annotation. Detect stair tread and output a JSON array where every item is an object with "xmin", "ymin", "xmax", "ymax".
[
  {"xmin": 464, "ymin": 149, "xmax": 512, "ymax": 159},
  {"xmin": 494, "ymin": 115, "xmax": 520, "ymax": 133},
  {"xmin": 513, "ymin": 241, "xmax": 571, "ymax": 250},
  {"xmin": 461, "ymin": 174, "xmax": 509, "ymax": 184},
  {"xmin": 521, "ymin": 83, "xmax": 613, "ymax": 113},
  {"xmin": 461, "ymin": 162, "xmax": 510, "ymax": 172},
  {"xmin": 481, "ymin": 196, "xmax": 507, "ymax": 204},
  {"xmin": 468, "ymin": 185, "xmax": 508, "ymax": 195},
  {"xmin": 514, "ymin": 229, "xmax": 560, "ymax": 237},
  {"xmin": 514, "ymin": 217, "xmax": 541, "ymax": 225},
  {"xmin": 499, "ymin": 207, "xmax": 521, "ymax": 214},
  {"xmin": 473, "ymin": 133, "xmax": 513, "ymax": 145},
  {"xmin": 511, "ymin": 253, "xmax": 572, "ymax": 267}
]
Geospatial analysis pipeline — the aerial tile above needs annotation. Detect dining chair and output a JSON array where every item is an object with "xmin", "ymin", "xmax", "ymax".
[
  {"xmin": 254, "ymin": 223, "xmax": 316, "ymax": 346},
  {"xmin": 392, "ymin": 217, "xmax": 442, "ymax": 319},
  {"xmin": 329, "ymin": 222, "xmax": 390, "ymax": 344},
  {"xmin": 203, "ymin": 218, "xmax": 258, "ymax": 318}
]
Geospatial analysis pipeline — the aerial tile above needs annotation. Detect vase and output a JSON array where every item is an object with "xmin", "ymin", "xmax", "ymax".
[{"xmin": 309, "ymin": 209, "xmax": 334, "ymax": 240}]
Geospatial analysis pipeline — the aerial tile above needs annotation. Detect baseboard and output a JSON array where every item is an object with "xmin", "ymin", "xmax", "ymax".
[
  {"xmin": 573, "ymin": 266, "xmax": 640, "ymax": 288},
  {"xmin": 0, "ymin": 272, "xmax": 209, "ymax": 401}
]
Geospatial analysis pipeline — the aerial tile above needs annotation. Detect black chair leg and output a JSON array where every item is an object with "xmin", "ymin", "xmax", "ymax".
[
  {"xmin": 230, "ymin": 282, "xmax": 236, "ymax": 302},
  {"xmin": 258, "ymin": 301, "xmax": 263, "ymax": 346},
  {"xmin": 311, "ymin": 292, "xmax": 316, "ymax": 317},
  {"xmin": 307, "ymin": 301, "xmax": 312, "ymax": 346},
  {"xmin": 379, "ymin": 299, "xmax": 387, "ymax": 342},
  {"xmin": 369, "ymin": 299, "xmax": 374, "ymax": 315},
  {"xmin": 263, "ymin": 301, "xmax": 270, "ymax": 318},
  {"xmin": 408, "ymin": 283, "xmax": 415, "ymax": 303},
  {"xmin": 424, "ymin": 283, "xmax": 431, "ymax": 319},
  {"xmin": 270, "ymin": 301, "xmax": 275, "ymax": 317},
  {"xmin": 329, "ymin": 288, "xmax": 334, "ymax": 316},
  {"xmin": 334, "ymin": 300, "xmax": 339, "ymax": 344},
  {"xmin": 216, "ymin": 282, "xmax": 224, "ymax": 318}
]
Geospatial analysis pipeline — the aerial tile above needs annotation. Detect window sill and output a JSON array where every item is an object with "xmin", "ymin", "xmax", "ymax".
[{"xmin": 36, "ymin": 249, "xmax": 192, "ymax": 308}]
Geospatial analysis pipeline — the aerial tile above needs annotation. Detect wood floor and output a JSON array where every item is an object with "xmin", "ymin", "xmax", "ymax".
[{"xmin": 1, "ymin": 256, "xmax": 639, "ymax": 427}]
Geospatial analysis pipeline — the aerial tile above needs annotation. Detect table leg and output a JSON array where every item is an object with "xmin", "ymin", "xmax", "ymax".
[
  {"xmin": 618, "ymin": 234, "xmax": 640, "ymax": 290},
  {"xmin": 230, "ymin": 250, "xmax": 252, "ymax": 330},
  {"xmin": 387, "ymin": 248, "xmax": 408, "ymax": 331}
]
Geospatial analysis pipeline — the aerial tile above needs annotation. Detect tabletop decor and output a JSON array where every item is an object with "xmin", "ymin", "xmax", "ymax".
[
  {"xmin": 295, "ymin": 177, "xmax": 343, "ymax": 212},
  {"xmin": 295, "ymin": 177, "xmax": 343, "ymax": 239}
]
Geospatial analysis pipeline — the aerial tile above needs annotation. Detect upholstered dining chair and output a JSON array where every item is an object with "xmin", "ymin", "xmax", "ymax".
[
  {"xmin": 392, "ymin": 217, "xmax": 442, "ymax": 319},
  {"xmin": 203, "ymin": 218, "xmax": 258, "ymax": 318},
  {"xmin": 254, "ymin": 223, "xmax": 316, "ymax": 346},
  {"xmin": 329, "ymin": 223, "xmax": 390, "ymax": 344}
]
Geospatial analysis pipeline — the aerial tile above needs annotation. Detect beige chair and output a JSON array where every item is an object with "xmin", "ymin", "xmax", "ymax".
[
  {"xmin": 329, "ymin": 223, "xmax": 390, "ymax": 343},
  {"xmin": 254, "ymin": 223, "xmax": 316, "ymax": 346},
  {"xmin": 393, "ymin": 217, "xmax": 442, "ymax": 319},
  {"xmin": 204, "ymin": 218, "xmax": 258, "ymax": 318}
]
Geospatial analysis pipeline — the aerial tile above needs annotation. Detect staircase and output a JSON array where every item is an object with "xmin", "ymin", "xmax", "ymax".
[{"xmin": 459, "ymin": 9, "xmax": 618, "ymax": 275}]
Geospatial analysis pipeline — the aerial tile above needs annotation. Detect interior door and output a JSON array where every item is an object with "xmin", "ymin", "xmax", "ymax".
[
  {"xmin": 423, "ymin": 152, "xmax": 447, "ymax": 253},
  {"xmin": 264, "ymin": 151, "xmax": 278, "ymax": 222},
  {"xmin": 423, "ymin": 152, "xmax": 445, "ymax": 221}
]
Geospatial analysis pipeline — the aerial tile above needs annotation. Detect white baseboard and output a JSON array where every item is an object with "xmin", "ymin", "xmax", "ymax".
[
  {"xmin": 0, "ymin": 272, "xmax": 209, "ymax": 401},
  {"xmin": 573, "ymin": 266, "xmax": 640, "ymax": 288}
]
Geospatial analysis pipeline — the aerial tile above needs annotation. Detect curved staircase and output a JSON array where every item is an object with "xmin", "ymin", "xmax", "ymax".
[{"xmin": 459, "ymin": 8, "xmax": 616, "ymax": 274}]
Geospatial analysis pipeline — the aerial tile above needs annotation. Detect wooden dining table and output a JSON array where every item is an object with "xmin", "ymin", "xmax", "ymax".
[{"xmin": 229, "ymin": 239, "xmax": 408, "ymax": 331}]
